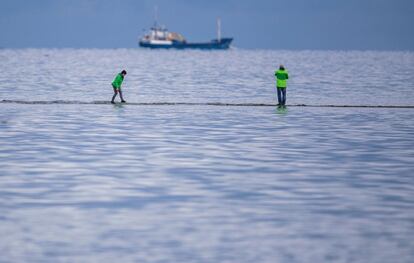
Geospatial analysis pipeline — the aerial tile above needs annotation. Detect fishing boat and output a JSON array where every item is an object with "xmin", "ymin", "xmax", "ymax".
[{"xmin": 139, "ymin": 16, "xmax": 233, "ymax": 50}]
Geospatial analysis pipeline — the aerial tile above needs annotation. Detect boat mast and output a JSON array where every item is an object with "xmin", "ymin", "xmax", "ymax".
[
  {"xmin": 154, "ymin": 5, "xmax": 158, "ymax": 28},
  {"xmin": 217, "ymin": 17, "xmax": 221, "ymax": 42}
]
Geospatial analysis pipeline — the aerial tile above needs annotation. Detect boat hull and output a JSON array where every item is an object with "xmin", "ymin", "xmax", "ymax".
[{"xmin": 139, "ymin": 38, "xmax": 233, "ymax": 50}]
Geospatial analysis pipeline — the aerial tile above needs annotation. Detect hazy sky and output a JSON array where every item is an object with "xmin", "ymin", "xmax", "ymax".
[{"xmin": 0, "ymin": 0, "xmax": 413, "ymax": 50}]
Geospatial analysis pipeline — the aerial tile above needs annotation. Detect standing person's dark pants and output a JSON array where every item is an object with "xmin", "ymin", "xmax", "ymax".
[
  {"xmin": 277, "ymin": 87, "xmax": 286, "ymax": 105},
  {"xmin": 112, "ymin": 85, "xmax": 125, "ymax": 103}
]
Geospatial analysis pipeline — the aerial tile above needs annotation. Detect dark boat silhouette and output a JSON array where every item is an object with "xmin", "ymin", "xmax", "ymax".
[{"xmin": 139, "ymin": 17, "xmax": 233, "ymax": 50}]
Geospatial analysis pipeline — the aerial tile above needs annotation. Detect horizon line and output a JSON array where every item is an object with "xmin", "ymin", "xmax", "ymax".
[{"xmin": 0, "ymin": 47, "xmax": 413, "ymax": 52}]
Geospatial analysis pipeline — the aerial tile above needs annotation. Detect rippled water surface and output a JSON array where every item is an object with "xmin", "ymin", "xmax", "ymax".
[{"xmin": 1, "ymin": 49, "xmax": 414, "ymax": 262}]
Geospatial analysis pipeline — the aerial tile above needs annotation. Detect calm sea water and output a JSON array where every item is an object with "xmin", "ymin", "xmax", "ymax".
[{"xmin": 0, "ymin": 49, "xmax": 414, "ymax": 262}]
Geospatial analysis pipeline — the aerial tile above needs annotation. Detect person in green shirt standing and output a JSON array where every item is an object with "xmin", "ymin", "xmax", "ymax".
[
  {"xmin": 275, "ymin": 65, "xmax": 289, "ymax": 107},
  {"xmin": 111, "ymin": 70, "xmax": 127, "ymax": 104}
]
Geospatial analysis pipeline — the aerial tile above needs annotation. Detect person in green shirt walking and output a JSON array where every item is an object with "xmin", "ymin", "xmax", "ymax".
[
  {"xmin": 275, "ymin": 65, "xmax": 289, "ymax": 107},
  {"xmin": 111, "ymin": 70, "xmax": 127, "ymax": 104}
]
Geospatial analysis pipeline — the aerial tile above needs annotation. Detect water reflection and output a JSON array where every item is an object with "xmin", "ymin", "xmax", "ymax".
[
  {"xmin": 1, "ymin": 48, "xmax": 414, "ymax": 262},
  {"xmin": 0, "ymin": 104, "xmax": 413, "ymax": 262},
  {"xmin": 276, "ymin": 105, "xmax": 288, "ymax": 114}
]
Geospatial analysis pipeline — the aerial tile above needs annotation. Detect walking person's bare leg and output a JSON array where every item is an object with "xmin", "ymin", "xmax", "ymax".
[
  {"xmin": 119, "ymin": 89, "xmax": 126, "ymax": 103},
  {"xmin": 111, "ymin": 88, "xmax": 118, "ymax": 104}
]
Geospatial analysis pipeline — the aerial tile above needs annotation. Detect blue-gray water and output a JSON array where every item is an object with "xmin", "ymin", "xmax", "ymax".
[{"xmin": 1, "ymin": 49, "xmax": 414, "ymax": 263}]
